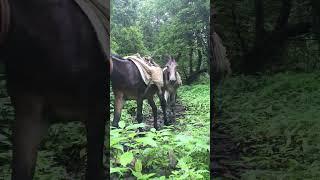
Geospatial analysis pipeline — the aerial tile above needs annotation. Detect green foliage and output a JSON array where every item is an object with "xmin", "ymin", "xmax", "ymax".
[
  {"xmin": 111, "ymin": 0, "xmax": 148, "ymax": 56},
  {"xmin": 112, "ymin": 26, "xmax": 148, "ymax": 56},
  {"xmin": 217, "ymin": 72, "xmax": 320, "ymax": 179},
  {"xmin": 111, "ymin": 0, "xmax": 139, "ymax": 28},
  {"xmin": 0, "ymin": 76, "xmax": 87, "ymax": 179},
  {"xmin": 215, "ymin": 0, "xmax": 320, "ymax": 72},
  {"xmin": 110, "ymin": 83, "xmax": 210, "ymax": 179},
  {"xmin": 111, "ymin": 0, "xmax": 210, "ymax": 80}
]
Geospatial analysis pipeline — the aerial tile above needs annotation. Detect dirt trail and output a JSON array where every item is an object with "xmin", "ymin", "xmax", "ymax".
[
  {"xmin": 136, "ymin": 99, "xmax": 246, "ymax": 179},
  {"xmin": 144, "ymin": 99, "xmax": 186, "ymax": 129},
  {"xmin": 211, "ymin": 115, "xmax": 246, "ymax": 179}
]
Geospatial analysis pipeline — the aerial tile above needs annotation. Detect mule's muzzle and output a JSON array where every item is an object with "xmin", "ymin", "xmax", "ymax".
[{"xmin": 169, "ymin": 79, "xmax": 176, "ymax": 85}]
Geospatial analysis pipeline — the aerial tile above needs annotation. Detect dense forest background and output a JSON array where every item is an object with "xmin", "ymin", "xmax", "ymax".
[
  {"xmin": 110, "ymin": 0, "xmax": 210, "ymax": 179},
  {"xmin": 0, "ymin": 0, "xmax": 210, "ymax": 179},
  {"xmin": 111, "ymin": 0, "xmax": 210, "ymax": 84},
  {"xmin": 212, "ymin": 0, "xmax": 320, "ymax": 179},
  {"xmin": 213, "ymin": 0, "xmax": 320, "ymax": 74}
]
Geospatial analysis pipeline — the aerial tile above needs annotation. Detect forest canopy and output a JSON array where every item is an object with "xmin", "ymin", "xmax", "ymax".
[
  {"xmin": 111, "ymin": 0, "xmax": 210, "ymax": 84},
  {"xmin": 214, "ymin": 0, "xmax": 320, "ymax": 73}
]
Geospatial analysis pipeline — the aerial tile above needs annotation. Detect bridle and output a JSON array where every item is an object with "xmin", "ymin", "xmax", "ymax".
[{"xmin": 0, "ymin": 0, "xmax": 10, "ymax": 47}]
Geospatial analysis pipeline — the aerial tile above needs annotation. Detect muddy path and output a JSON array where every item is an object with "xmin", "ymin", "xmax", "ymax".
[
  {"xmin": 211, "ymin": 115, "xmax": 247, "ymax": 179},
  {"xmin": 143, "ymin": 99, "xmax": 186, "ymax": 130}
]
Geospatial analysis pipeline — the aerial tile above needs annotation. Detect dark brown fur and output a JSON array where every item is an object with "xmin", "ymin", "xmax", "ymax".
[
  {"xmin": 110, "ymin": 55, "xmax": 168, "ymax": 130},
  {"xmin": 1, "ymin": 1, "xmax": 108, "ymax": 179}
]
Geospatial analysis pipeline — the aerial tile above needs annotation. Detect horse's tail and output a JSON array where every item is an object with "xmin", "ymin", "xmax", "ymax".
[{"xmin": 212, "ymin": 32, "xmax": 231, "ymax": 83}]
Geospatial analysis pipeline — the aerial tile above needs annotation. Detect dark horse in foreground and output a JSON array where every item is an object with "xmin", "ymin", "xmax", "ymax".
[
  {"xmin": 110, "ymin": 55, "xmax": 168, "ymax": 130},
  {"xmin": 0, "ymin": 0, "xmax": 109, "ymax": 179}
]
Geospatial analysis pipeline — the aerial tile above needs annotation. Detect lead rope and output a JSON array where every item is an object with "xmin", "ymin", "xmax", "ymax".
[{"xmin": 0, "ymin": 0, "xmax": 10, "ymax": 46}]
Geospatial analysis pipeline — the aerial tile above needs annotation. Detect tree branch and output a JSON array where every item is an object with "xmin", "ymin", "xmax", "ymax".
[
  {"xmin": 231, "ymin": 2, "xmax": 247, "ymax": 54},
  {"xmin": 255, "ymin": 0, "xmax": 265, "ymax": 46},
  {"xmin": 185, "ymin": 68, "xmax": 208, "ymax": 85}
]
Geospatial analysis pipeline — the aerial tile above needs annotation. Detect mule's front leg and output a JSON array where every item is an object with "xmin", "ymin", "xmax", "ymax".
[
  {"xmin": 147, "ymin": 98, "xmax": 158, "ymax": 130},
  {"xmin": 158, "ymin": 92, "xmax": 168, "ymax": 126},
  {"xmin": 11, "ymin": 95, "xmax": 47, "ymax": 180},
  {"xmin": 86, "ymin": 102, "xmax": 106, "ymax": 180},
  {"xmin": 112, "ymin": 91, "xmax": 124, "ymax": 128},
  {"xmin": 170, "ymin": 93, "xmax": 177, "ymax": 123}
]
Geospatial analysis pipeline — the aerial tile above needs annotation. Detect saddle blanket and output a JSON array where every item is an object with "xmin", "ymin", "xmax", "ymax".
[
  {"xmin": 124, "ymin": 54, "xmax": 164, "ymax": 89},
  {"xmin": 73, "ymin": 0, "xmax": 109, "ymax": 59}
]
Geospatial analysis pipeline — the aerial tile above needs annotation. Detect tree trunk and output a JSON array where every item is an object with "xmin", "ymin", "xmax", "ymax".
[
  {"xmin": 231, "ymin": 3, "xmax": 247, "ymax": 55},
  {"xmin": 176, "ymin": 52, "xmax": 182, "ymax": 62},
  {"xmin": 197, "ymin": 49, "xmax": 202, "ymax": 72},
  {"xmin": 189, "ymin": 48, "xmax": 193, "ymax": 75},
  {"xmin": 210, "ymin": 2, "xmax": 216, "ymax": 80},
  {"xmin": 185, "ymin": 69, "xmax": 208, "ymax": 85},
  {"xmin": 311, "ymin": 0, "xmax": 320, "ymax": 54},
  {"xmin": 241, "ymin": 0, "xmax": 308, "ymax": 73},
  {"xmin": 181, "ymin": 61, "xmax": 188, "ymax": 80},
  {"xmin": 254, "ymin": 0, "xmax": 265, "ymax": 48}
]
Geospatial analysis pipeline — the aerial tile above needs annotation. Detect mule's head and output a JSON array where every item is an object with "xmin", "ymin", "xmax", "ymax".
[{"xmin": 165, "ymin": 56, "xmax": 178, "ymax": 85}]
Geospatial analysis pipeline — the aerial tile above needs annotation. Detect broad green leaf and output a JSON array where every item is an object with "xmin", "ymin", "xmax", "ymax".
[
  {"xmin": 135, "ymin": 159, "xmax": 142, "ymax": 172},
  {"xmin": 126, "ymin": 123, "xmax": 145, "ymax": 130},
  {"xmin": 119, "ymin": 121, "xmax": 126, "ymax": 129},
  {"xmin": 136, "ymin": 137, "xmax": 157, "ymax": 147},
  {"xmin": 110, "ymin": 167, "xmax": 129, "ymax": 175},
  {"xmin": 119, "ymin": 151, "xmax": 134, "ymax": 167},
  {"xmin": 112, "ymin": 144, "xmax": 124, "ymax": 152},
  {"xmin": 131, "ymin": 170, "xmax": 143, "ymax": 179}
]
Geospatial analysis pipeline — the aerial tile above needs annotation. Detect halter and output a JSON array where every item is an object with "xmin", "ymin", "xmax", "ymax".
[{"xmin": 0, "ymin": 0, "xmax": 10, "ymax": 46}]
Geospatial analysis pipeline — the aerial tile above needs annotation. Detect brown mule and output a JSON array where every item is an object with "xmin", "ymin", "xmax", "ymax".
[{"xmin": 110, "ymin": 54, "xmax": 168, "ymax": 130}]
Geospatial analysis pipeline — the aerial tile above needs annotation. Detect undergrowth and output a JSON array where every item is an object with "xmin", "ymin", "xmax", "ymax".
[
  {"xmin": 217, "ymin": 72, "xmax": 320, "ymax": 179},
  {"xmin": 0, "ymin": 80, "xmax": 210, "ymax": 179},
  {"xmin": 110, "ymin": 82, "xmax": 210, "ymax": 179}
]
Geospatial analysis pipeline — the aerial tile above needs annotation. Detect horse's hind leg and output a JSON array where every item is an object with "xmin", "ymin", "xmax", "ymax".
[
  {"xmin": 85, "ymin": 98, "xmax": 106, "ymax": 180},
  {"xmin": 11, "ymin": 94, "xmax": 47, "ymax": 180},
  {"xmin": 112, "ymin": 91, "xmax": 124, "ymax": 127},
  {"xmin": 170, "ymin": 92, "xmax": 176, "ymax": 123},
  {"xmin": 147, "ymin": 98, "xmax": 158, "ymax": 130}
]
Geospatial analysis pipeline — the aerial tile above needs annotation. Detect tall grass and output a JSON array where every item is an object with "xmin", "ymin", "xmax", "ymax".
[{"xmin": 217, "ymin": 72, "xmax": 320, "ymax": 179}]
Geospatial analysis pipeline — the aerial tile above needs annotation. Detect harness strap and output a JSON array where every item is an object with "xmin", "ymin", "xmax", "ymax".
[
  {"xmin": 0, "ymin": 0, "xmax": 10, "ymax": 46},
  {"xmin": 73, "ymin": 0, "xmax": 109, "ymax": 60}
]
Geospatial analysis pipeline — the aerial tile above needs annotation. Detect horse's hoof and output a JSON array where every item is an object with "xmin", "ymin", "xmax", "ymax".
[{"xmin": 111, "ymin": 123, "xmax": 119, "ymax": 128}]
